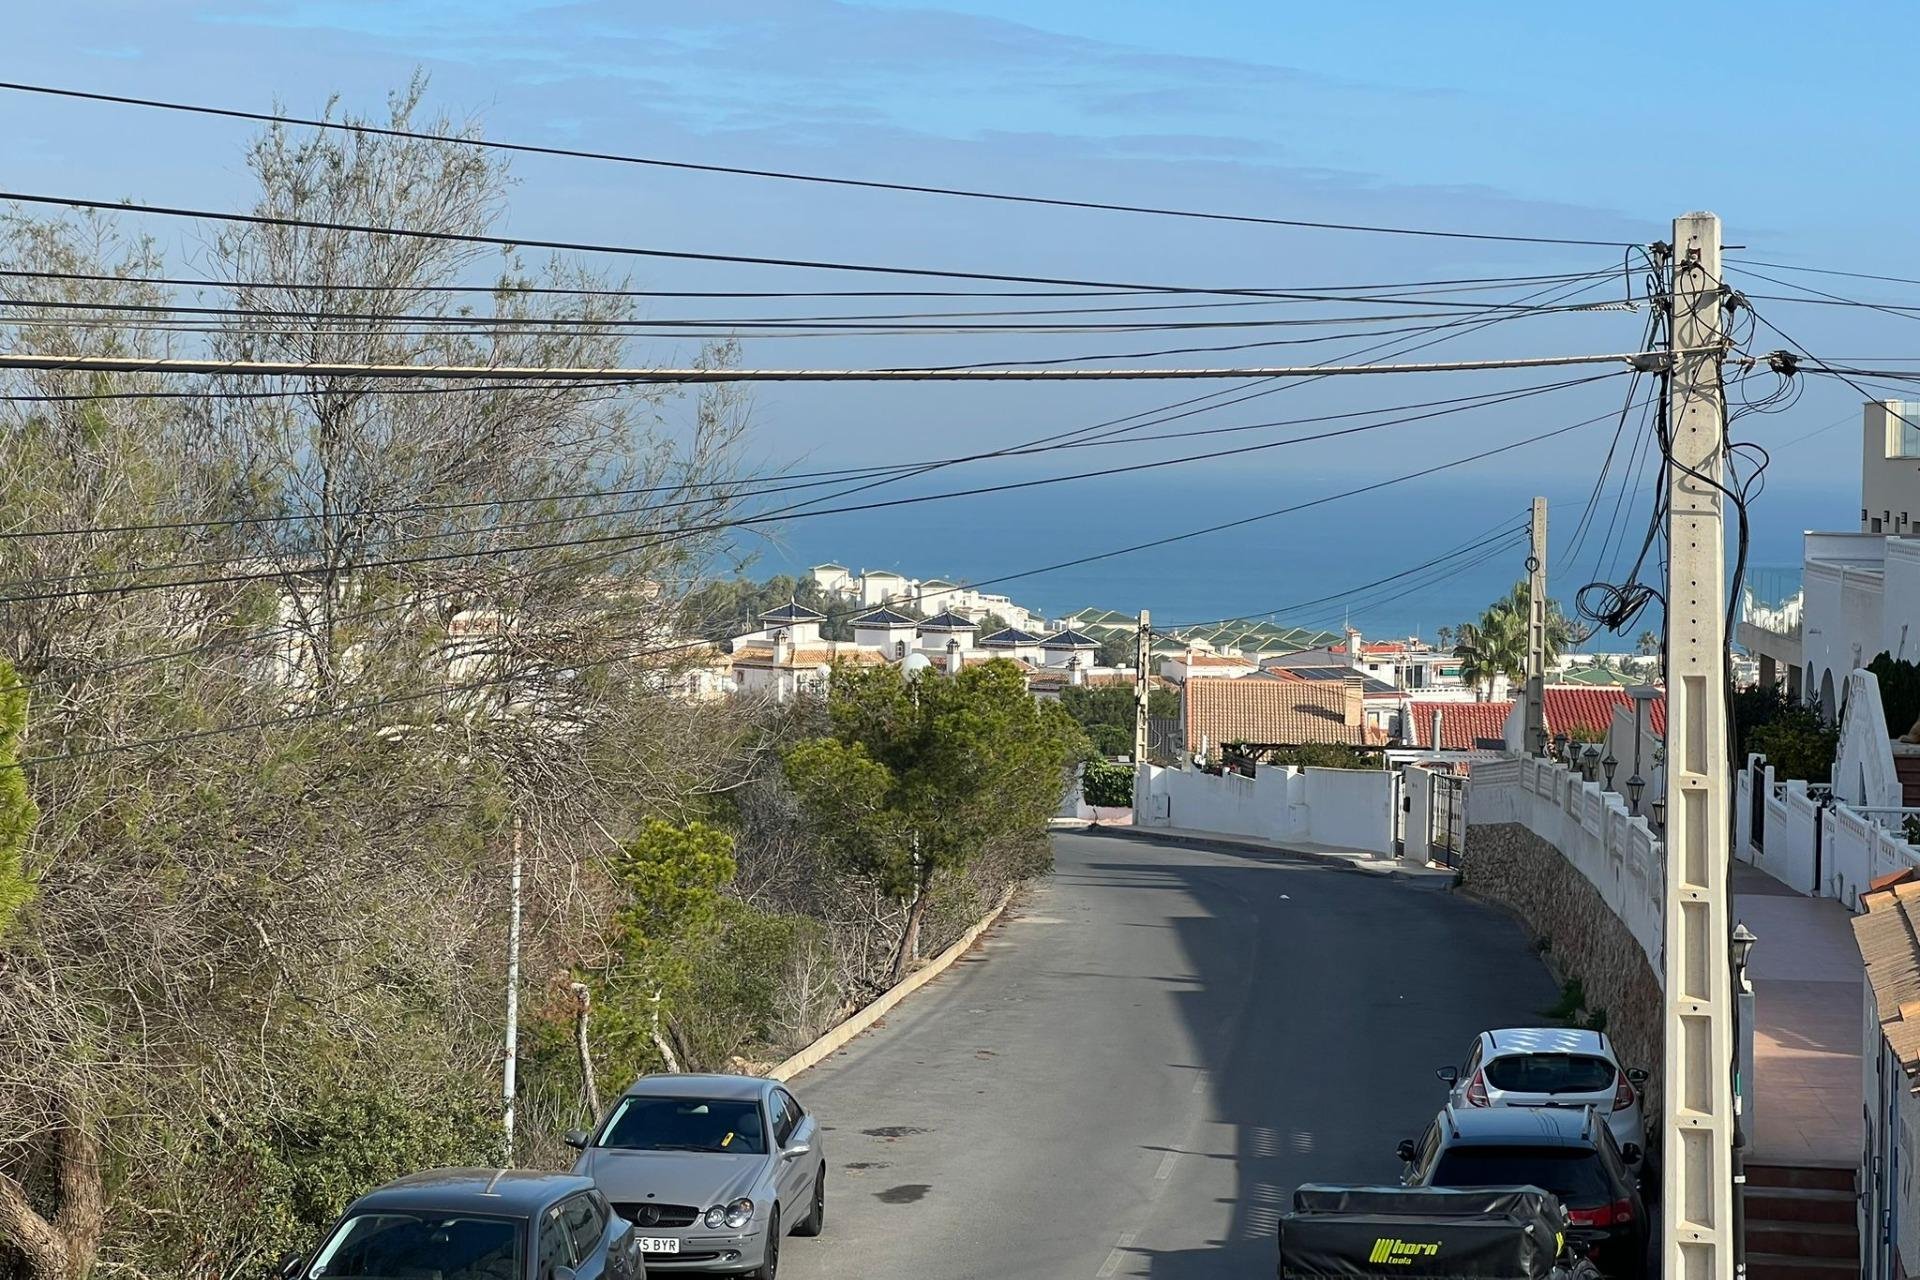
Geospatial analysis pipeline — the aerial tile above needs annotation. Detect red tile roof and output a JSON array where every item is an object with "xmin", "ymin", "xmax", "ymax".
[
  {"xmin": 1403, "ymin": 687, "xmax": 1666, "ymax": 749},
  {"xmin": 1406, "ymin": 701, "xmax": 1512, "ymax": 750},
  {"xmin": 1184, "ymin": 678, "xmax": 1364, "ymax": 754}
]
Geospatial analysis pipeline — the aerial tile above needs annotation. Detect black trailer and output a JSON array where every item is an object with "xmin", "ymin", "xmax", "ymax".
[{"xmin": 1278, "ymin": 1185, "xmax": 1582, "ymax": 1280}]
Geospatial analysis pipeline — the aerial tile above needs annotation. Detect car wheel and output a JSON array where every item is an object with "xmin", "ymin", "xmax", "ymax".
[
  {"xmin": 794, "ymin": 1169, "xmax": 825, "ymax": 1237},
  {"xmin": 750, "ymin": 1208, "xmax": 780, "ymax": 1280}
]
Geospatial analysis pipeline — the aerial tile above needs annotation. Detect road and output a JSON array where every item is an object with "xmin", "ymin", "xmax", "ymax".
[{"xmin": 780, "ymin": 829, "xmax": 1560, "ymax": 1280}]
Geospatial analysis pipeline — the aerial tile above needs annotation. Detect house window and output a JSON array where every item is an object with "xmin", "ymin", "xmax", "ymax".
[
  {"xmin": 1893, "ymin": 403, "xmax": 1920, "ymax": 457},
  {"xmin": 1873, "ymin": 517, "xmax": 1884, "ymax": 533}
]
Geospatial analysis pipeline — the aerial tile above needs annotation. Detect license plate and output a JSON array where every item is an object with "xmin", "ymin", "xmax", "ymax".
[{"xmin": 637, "ymin": 1237, "xmax": 680, "ymax": 1255}]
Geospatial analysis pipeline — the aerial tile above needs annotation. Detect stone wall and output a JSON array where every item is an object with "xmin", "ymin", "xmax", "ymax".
[{"xmin": 1464, "ymin": 820, "xmax": 1665, "ymax": 1125}]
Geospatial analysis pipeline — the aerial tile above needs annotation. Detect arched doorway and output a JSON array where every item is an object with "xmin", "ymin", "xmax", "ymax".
[{"xmin": 1819, "ymin": 668, "xmax": 1837, "ymax": 723}]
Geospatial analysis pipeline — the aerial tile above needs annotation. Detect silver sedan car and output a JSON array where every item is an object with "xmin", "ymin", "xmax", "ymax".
[{"xmin": 567, "ymin": 1074, "xmax": 825, "ymax": 1279}]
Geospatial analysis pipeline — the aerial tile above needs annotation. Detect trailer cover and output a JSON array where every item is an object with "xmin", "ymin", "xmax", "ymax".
[{"xmin": 1278, "ymin": 1185, "xmax": 1565, "ymax": 1279}]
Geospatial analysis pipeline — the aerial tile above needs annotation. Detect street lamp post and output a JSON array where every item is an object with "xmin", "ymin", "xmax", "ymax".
[{"xmin": 1731, "ymin": 922, "xmax": 1758, "ymax": 1279}]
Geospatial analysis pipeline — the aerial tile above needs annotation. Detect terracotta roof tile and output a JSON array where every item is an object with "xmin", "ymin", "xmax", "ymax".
[
  {"xmin": 1406, "ymin": 700, "xmax": 1513, "ymax": 750},
  {"xmin": 1183, "ymin": 677, "xmax": 1363, "ymax": 755},
  {"xmin": 1855, "ymin": 886, "xmax": 1920, "ymax": 1076}
]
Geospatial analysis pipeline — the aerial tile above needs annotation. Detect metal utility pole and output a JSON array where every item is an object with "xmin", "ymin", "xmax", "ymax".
[
  {"xmin": 1523, "ymin": 497, "xmax": 1548, "ymax": 757},
  {"xmin": 503, "ymin": 812, "xmax": 525, "ymax": 1164},
  {"xmin": 1134, "ymin": 609, "xmax": 1152, "ymax": 763},
  {"xmin": 1662, "ymin": 211, "xmax": 1736, "ymax": 1280}
]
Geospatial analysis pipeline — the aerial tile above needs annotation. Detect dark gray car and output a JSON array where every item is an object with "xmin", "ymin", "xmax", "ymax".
[
  {"xmin": 275, "ymin": 1168, "xmax": 644, "ymax": 1280},
  {"xmin": 568, "ymin": 1074, "xmax": 826, "ymax": 1278}
]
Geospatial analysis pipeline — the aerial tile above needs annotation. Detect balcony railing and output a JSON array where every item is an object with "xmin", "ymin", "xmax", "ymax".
[{"xmin": 1739, "ymin": 586, "xmax": 1803, "ymax": 637}]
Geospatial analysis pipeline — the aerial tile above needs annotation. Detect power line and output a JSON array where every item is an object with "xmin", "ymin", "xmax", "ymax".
[
  {"xmin": 0, "ymin": 372, "xmax": 1621, "ymax": 600},
  {"xmin": 0, "ymin": 349, "xmax": 1674, "ymax": 382},
  {"xmin": 0, "ymin": 264, "xmax": 1623, "ymax": 302},
  {"xmin": 1158, "ymin": 516, "xmax": 1527, "ymax": 629},
  {"xmin": 10, "ymin": 404, "xmax": 1634, "ymax": 764},
  {"xmin": 0, "ymin": 373, "xmax": 1606, "ymax": 542},
  {"xmin": 0, "ymin": 80, "xmax": 1641, "ymax": 248},
  {"xmin": 1, "ymin": 189, "xmax": 1629, "ymax": 301}
]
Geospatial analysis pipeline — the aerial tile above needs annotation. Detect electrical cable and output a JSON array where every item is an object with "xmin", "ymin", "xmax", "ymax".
[
  {"xmin": 0, "ymin": 81, "xmax": 1641, "ymax": 248},
  {"xmin": 0, "ymin": 372, "xmax": 1624, "ymax": 599}
]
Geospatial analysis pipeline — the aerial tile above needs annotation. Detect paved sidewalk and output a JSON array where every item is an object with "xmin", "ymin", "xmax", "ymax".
[{"xmin": 1737, "ymin": 860, "xmax": 1863, "ymax": 1166}]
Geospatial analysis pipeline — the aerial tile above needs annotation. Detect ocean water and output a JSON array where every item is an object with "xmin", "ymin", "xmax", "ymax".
[{"xmin": 731, "ymin": 468, "xmax": 1852, "ymax": 645}]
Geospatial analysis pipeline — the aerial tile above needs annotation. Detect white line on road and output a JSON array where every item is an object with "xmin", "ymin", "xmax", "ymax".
[
  {"xmin": 1154, "ymin": 1151, "xmax": 1180, "ymax": 1181},
  {"xmin": 1096, "ymin": 1230, "xmax": 1139, "ymax": 1278}
]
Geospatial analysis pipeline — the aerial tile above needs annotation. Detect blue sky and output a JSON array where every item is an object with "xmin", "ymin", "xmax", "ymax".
[{"xmin": 4, "ymin": 2, "xmax": 1911, "ymax": 615}]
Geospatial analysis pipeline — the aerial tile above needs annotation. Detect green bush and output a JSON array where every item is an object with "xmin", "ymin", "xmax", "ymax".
[
  {"xmin": 1259, "ymin": 743, "xmax": 1384, "ymax": 770},
  {"xmin": 1081, "ymin": 760, "xmax": 1135, "ymax": 808},
  {"xmin": 1750, "ymin": 709, "xmax": 1840, "ymax": 783},
  {"xmin": 1869, "ymin": 652, "xmax": 1920, "ymax": 738}
]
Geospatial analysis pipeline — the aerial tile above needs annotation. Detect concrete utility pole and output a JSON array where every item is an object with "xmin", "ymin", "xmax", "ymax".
[
  {"xmin": 1661, "ymin": 211, "xmax": 1736, "ymax": 1280},
  {"xmin": 1523, "ymin": 497, "xmax": 1549, "ymax": 757},
  {"xmin": 1134, "ymin": 610, "xmax": 1152, "ymax": 763}
]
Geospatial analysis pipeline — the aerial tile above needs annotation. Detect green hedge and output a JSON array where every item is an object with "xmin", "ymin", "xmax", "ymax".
[
  {"xmin": 1870, "ymin": 653, "xmax": 1920, "ymax": 738},
  {"xmin": 1081, "ymin": 760, "xmax": 1135, "ymax": 808}
]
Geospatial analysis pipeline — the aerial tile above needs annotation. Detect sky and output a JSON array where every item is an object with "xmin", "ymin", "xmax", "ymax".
[{"xmin": 3, "ymin": 2, "xmax": 1912, "ymax": 624}]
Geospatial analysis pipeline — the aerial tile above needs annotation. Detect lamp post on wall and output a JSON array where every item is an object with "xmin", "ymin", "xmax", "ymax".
[
  {"xmin": 1731, "ymin": 921, "xmax": 1758, "ymax": 1278},
  {"xmin": 1582, "ymin": 742, "xmax": 1602, "ymax": 784},
  {"xmin": 1626, "ymin": 684, "xmax": 1657, "ymax": 816}
]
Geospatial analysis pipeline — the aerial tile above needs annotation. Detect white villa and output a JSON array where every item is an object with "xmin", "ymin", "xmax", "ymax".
[{"xmin": 810, "ymin": 563, "xmax": 1038, "ymax": 632}]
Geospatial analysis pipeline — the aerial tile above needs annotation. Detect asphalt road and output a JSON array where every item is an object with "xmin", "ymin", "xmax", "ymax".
[{"xmin": 779, "ymin": 829, "xmax": 1560, "ymax": 1280}]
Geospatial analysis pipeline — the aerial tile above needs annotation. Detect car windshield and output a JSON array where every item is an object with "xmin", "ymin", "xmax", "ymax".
[
  {"xmin": 308, "ymin": 1211, "xmax": 523, "ymax": 1280},
  {"xmin": 597, "ymin": 1095, "xmax": 767, "ymax": 1154},
  {"xmin": 1431, "ymin": 1147, "xmax": 1612, "ymax": 1204},
  {"xmin": 1484, "ymin": 1053, "xmax": 1617, "ymax": 1095}
]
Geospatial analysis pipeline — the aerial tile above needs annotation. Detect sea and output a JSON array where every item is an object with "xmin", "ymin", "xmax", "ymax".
[{"xmin": 731, "ymin": 469, "xmax": 1849, "ymax": 647}]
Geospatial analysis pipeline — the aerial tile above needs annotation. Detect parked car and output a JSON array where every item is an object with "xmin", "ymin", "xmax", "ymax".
[
  {"xmin": 568, "ymin": 1073, "xmax": 826, "ymax": 1278},
  {"xmin": 272, "ymin": 1168, "xmax": 644, "ymax": 1280},
  {"xmin": 1436, "ymin": 1028, "xmax": 1648, "ymax": 1163},
  {"xmin": 1398, "ymin": 1104, "xmax": 1647, "ymax": 1277}
]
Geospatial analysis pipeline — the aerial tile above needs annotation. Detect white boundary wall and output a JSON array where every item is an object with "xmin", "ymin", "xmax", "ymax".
[
  {"xmin": 1736, "ymin": 755, "xmax": 1920, "ymax": 910},
  {"xmin": 1133, "ymin": 763, "xmax": 1396, "ymax": 855},
  {"xmin": 1468, "ymin": 756, "xmax": 1666, "ymax": 980}
]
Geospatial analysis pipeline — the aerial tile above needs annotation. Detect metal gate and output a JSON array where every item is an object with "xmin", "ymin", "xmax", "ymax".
[{"xmin": 1428, "ymin": 769, "xmax": 1466, "ymax": 869}]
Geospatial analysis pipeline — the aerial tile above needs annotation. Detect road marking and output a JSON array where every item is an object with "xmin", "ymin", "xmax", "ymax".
[
  {"xmin": 1096, "ymin": 1231, "xmax": 1138, "ymax": 1278},
  {"xmin": 1154, "ymin": 1151, "xmax": 1180, "ymax": 1180}
]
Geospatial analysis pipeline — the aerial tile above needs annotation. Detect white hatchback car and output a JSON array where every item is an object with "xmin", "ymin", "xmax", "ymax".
[{"xmin": 1436, "ymin": 1027, "xmax": 1648, "ymax": 1163}]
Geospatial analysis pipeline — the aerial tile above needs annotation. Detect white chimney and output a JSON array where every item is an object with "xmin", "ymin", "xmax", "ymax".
[
  {"xmin": 947, "ymin": 637, "xmax": 962, "ymax": 678},
  {"xmin": 1430, "ymin": 707, "xmax": 1443, "ymax": 753},
  {"xmin": 772, "ymin": 629, "xmax": 791, "ymax": 666},
  {"xmin": 1069, "ymin": 654, "xmax": 1085, "ymax": 686},
  {"xmin": 1346, "ymin": 627, "xmax": 1362, "ymax": 660}
]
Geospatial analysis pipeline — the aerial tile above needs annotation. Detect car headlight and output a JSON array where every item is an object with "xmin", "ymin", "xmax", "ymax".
[
  {"xmin": 725, "ymin": 1198, "xmax": 754, "ymax": 1229},
  {"xmin": 704, "ymin": 1205, "xmax": 727, "ymax": 1230}
]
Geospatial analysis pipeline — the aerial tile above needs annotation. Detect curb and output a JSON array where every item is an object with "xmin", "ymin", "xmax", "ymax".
[
  {"xmin": 766, "ymin": 884, "xmax": 1020, "ymax": 1082},
  {"xmin": 1081, "ymin": 824, "xmax": 1453, "ymax": 886}
]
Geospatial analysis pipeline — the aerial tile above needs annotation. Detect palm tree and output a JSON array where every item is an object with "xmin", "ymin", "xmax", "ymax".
[
  {"xmin": 1436, "ymin": 625, "xmax": 1454, "ymax": 652},
  {"xmin": 1453, "ymin": 603, "xmax": 1528, "ymax": 698},
  {"xmin": 1636, "ymin": 630, "xmax": 1659, "ymax": 656}
]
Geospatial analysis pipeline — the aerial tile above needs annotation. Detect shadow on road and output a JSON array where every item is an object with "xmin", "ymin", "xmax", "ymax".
[{"xmin": 1075, "ymin": 835, "xmax": 1560, "ymax": 1279}]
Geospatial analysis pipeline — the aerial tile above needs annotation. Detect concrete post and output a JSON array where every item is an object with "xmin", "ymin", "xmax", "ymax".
[
  {"xmin": 1524, "ymin": 497, "xmax": 1548, "ymax": 757},
  {"xmin": 1134, "ymin": 610, "xmax": 1152, "ymax": 764},
  {"xmin": 1661, "ymin": 213, "xmax": 1737, "ymax": 1280}
]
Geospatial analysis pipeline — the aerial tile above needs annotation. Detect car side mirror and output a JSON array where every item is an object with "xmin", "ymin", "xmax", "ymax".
[
  {"xmin": 554, "ymin": 1268, "xmax": 577, "ymax": 1280},
  {"xmin": 784, "ymin": 1140, "xmax": 812, "ymax": 1159},
  {"xmin": 1626, "ymin": 1068, "xmax": 1649, "ymax": 1086},
  {"xmin": 1435, "ymin": 1067, "xmax": 1459, "ymax": 1086},
  {"xmin": 1621, "ymin": 1143, "xmax": 1643, "ymax": 1165},
  {"xmin": 1396, "ymin": 1139, "xmax": 1417, "ymax": 1163},
  {"xmin": 269, "ymin": 1254, "xmax": 303, "ymax": 1280},
  {"xmin": 563, "ymin": 1129, "xmax": 591, "ymax": 1150}
]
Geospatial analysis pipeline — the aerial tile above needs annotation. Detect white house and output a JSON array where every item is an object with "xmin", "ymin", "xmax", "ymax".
[
  {"xmin": 858, "ymin": 569, "xmax": 914, "ymax": 609},
  {"xmin": 851, "ymin": 606, "xmax": 921, "ymax": 661},
  {"xmin": 1741, "ymin": 400, "xmax": 1920, "ymax": 715},
  {"xmin": 1160, "ymin": 646, "xmax": 1258, "ymax": 683},
  {"xmin": 808, "ymin": 563, "xmax": 856, "ymax": 597},
  {"xmin": 916, "ymin": 609, "xmax": 978, "ymax": 652},
  {"xmin": 1039, "ymin": 627, "xmax": 1101, "ymax": 670},
  {"xmin": 979, "ymin": 626, "xmax": 1047, "ymax": 665}
]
